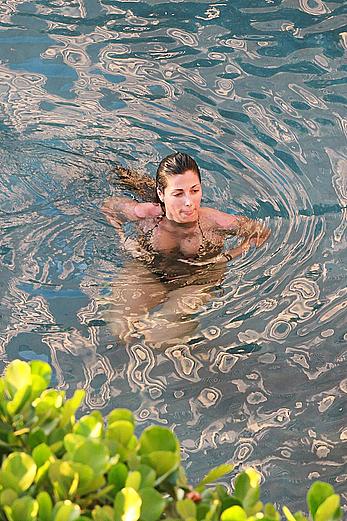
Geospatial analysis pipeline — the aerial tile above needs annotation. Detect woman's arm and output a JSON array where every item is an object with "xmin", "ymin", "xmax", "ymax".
[
  {"xmin": 101, "ymin": 197, "xmax": 162, "ymax": 230},
  {"xmin": 231, "ymin": 215, "xmax": 270, "ymax": 247},
  {"xmin": 199, "ymin": 207, "xmax": 270, "ymax": 263},
  {"xmin": 202, "ymin": 207, "xmax": 270, "ymax": 247}
]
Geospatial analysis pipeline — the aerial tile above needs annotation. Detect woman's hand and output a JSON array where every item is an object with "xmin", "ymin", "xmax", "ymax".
[
  {"xmin": 203, "ymin": 209, "xmax": 271, "ymax": 249},
  {"xmin": 134, "ymin": 202, "xmax": 163, "ymax": 219},
  {"xmin": 223, "ymin": 238, "xmax": 252, "ymax": 261},
  {"xmin": 102, "ymin": 197, "xmax": 163, "ymax": 225},
  {"xmin": 249, "ymin": 226, "xmax": 271, "ymax": 247}
]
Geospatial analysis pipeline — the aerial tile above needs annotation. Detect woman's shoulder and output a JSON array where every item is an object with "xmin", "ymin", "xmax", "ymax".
[
  {"xmin": 199, "ymin": 207, "xmax": 239, "ymax": 230},
  {"xmin": 137, "ymin": 216, "xmax": 162, "ymax": 233}
]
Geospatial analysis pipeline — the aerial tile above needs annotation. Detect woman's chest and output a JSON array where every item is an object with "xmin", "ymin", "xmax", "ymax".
[
  {"xmin": 151, "ymin": 225, "xmax": 223, "ymax": 258},
  {"xmin": 152, "ymin": 228, "xmax": 202, "ymax": 257}
]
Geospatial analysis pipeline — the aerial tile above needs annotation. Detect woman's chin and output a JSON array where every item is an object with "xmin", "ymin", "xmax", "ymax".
[
  {"xmin": 166, "ymin": 210, "xmax": 198, "ymax": 224},
  {"xmin": 180, "ymin": 210, "xmax": 197, "ymax": 221}
]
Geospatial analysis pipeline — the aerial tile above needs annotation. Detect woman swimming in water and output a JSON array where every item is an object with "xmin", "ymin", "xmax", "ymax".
[{"xmin": 102, "ymin": 152, "xmax": 270, "ymax": 344}]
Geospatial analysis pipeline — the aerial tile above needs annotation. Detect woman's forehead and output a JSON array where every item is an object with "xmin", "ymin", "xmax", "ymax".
[{"xmin": 166, "ymin": 170, "xmax": 201, "ymax": 190}]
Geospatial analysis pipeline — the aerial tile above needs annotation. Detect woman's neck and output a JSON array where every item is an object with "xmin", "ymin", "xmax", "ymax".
[{"xmin": 162, "ymin": 215, "xmax": 199, "ymax": 232}]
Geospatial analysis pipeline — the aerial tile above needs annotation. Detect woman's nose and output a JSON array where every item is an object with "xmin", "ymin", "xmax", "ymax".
[{"xmin": 184, "ymin": 196, "xmax": 192, "ymax": 206}]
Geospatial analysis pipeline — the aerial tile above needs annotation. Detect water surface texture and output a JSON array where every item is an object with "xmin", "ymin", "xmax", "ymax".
[{"xmin": 0, "ymin": 0, "xmax": 346, "ymax": 511}]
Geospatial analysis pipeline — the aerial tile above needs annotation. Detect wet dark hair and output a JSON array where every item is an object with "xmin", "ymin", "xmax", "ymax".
[
  {"xmin": 108, "ymin": 152, "xmax": 201, "ymax": 206},
  {"xmin": 155, "ymin": 152, "xmax": 201, "ymax": 197}
]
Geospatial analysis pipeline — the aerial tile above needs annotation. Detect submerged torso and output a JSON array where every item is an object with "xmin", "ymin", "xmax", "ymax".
[
  {"xmin": 139, "ymin": 214, "xmax": 223, "ymax": 258},
  {"xmin": 121, "ymin": 212, "xmax": 227, "ymax": 284}
]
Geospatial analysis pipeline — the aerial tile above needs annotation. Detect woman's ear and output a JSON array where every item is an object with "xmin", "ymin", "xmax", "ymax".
[{"xmin": 157, "ymin": 189, "xmax": 164, "ymax": 203}]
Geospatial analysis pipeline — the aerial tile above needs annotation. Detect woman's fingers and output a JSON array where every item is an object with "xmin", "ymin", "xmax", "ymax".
[
  {"xmin": 151, "ymin": 204, "xmax": 164, "ymax": 217},
  {"xmin": 135, "ymin": 202, "xmax": 162, "ymax": 218}
]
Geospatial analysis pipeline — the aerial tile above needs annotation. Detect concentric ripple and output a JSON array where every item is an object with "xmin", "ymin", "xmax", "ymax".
[{"xmin": 0, "ymin": 0, "xmax": 346, "ymax": 512}]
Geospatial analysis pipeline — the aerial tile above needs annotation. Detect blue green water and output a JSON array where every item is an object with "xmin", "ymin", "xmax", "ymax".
[{"xmin": 0, "ymin": 0, "xmax": 346, "ymax": 511}]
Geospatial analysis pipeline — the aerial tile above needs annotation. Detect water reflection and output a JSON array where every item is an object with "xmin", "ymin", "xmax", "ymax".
[{"xmin": 0, "ymin": 0, "xmax": 346, "ymax": 512}]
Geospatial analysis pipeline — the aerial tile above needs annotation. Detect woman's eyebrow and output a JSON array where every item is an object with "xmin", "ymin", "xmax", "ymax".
[{"xmin": 171, "ymin": 184, "xmax": 200, "ymax": 193}]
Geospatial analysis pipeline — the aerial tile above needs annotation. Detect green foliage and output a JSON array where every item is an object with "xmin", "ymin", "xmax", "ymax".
[
  {"xmin": 196, "ymin": 464, "xmax": 234, "ymax": 492},
  {"xmin": 0, "ymin": 360, "xmax": 343, "ymax": 521}
]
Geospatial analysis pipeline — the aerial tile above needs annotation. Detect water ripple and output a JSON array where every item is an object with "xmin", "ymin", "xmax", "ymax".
[{"xmin": 0, "ymin": 0, "xmax": 346, "ymax": 512}]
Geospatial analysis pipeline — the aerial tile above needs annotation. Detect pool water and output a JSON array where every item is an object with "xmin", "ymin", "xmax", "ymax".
[{"xmin": 0, "ymin": 0, "xmax": 346, "ymax": 511}]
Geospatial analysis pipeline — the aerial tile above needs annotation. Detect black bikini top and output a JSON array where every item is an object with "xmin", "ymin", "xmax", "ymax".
[{"xmin": 137, "ymin": 217, "xmax": 222, "ymax": 260}]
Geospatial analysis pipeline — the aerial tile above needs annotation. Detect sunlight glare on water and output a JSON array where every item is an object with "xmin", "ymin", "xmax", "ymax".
[{"xmin": 0, "ymin": 0, "xmax": 346, "ymax": 511}]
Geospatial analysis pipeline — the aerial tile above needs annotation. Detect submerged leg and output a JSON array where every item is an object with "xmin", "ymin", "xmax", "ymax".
[
  {"xmin": 103, "ymin": 261, "xmax": 168, "ymax": 342},
  {"xmin": 141, "ymin": 283, "xmax": 215, "ymax": 345}
]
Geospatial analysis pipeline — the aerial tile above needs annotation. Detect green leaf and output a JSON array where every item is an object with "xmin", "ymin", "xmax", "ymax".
[
  {"xmin": 48, "ymin": 460, "xmax": 95, "ymax": 499},
  {"xmin": 34, "ymin": 390, "xmax": 64, "ymax": 418},
  {"xmin": 233, "ymin": 469, "xmax": 260, "ymax": 512},
  {"xmin": 221, "ymin": 497, "xmax": 243, "ymax": 512},
  {"xmin": 176, "ymin": 498, "xmax": 197, "ymax": 520},
  {"xmin": 315, "ymin": 494, "xmax": 341, "ymax": 521},
  {"xmin": 307, "ymin": 481, "xmax": 335, "ymax": 519},
  {"xmin": 73, "ymin": 412, "xmax": 104, "ymax": 439},
  {"xmin": 0, "ymin": 380, "xmax": 7, "ymax": 414},
  {"xmin": 10, "ymin": 496, "xmax": 39, "ymax": 521},
  {"xmin": 0, "ymin": 488, "xmax": 18, "ymax": 507},
  {"xmin": 137, "ymin": 465, "xmax": 156, "ymax": 489},
  {"xmin": 64, "ymin": 433, "xmax": 87, "ymax": 456},
  {"xmin": 37, "ymin": 491, "xmax": 52, "ymax": 521},
  {"xmin": 283, "ymin": 507, "xmax": 309, "ymax": 521},
  {"xmin": 44, "ymin": 421, "xmax": 62, "ymax": 439},
  {"xmin": 48, "ymin": 461, "xmax": 73, "ymax": 499},
  {"xmin": 107, "ymin": 420, "xmax": 135, "ymax": 447},
  {"xmin": 108, "ymin": 409, "xmax": 135, "ymax": 426},
  {"xmin": 4, "ymin": 360, "xmax": 32, "ymax": 397},
  {"xmin": 264, "ymin": 503, "xmax": 281, "ymax": 520},
  {"xmin": 293, "ymin": 513, "xmax": 309, "ymax": 521},
  {"xmin": 7, "ymin": 385, "xmax": 32, "ymax": 416},
  {"xmin": 221, "ymin": 505, "xmax": 247, "ymax": 521},
  {"xmin": 77, "ymin": 474, "xmax": 105, "ymax": 497},
  {"xmin": 28, "ymin": 427, "xmax": 47, "ymax": 449},
  {"xmin": 126, "ymin": 471, "xmax": 142, "ymax": 490},
  {"xmin": 92, "ymin": 505, "xmax": 114, "ymax": 521},
  {"xmin": 142, "ymin": 451, "xmax": 179, "ymax": 478},
  {"xmin": 176, "ymin": 465, "xmax": 189, "ymax": 489},
  {"xmin": 196, "ymin": 503, "xmax": 210, "ymax": 520},
  {"xmin": 139, "ymin": 426, "xmax": 179, "ymax": 455},
  {"xmin": 106, "ymin": 439, "xmax": 131, "ymax": 462},
  {"xmin": 108, "ymin": 463, "xmax": 128, "ymax": 493},
  {"xmin": 59, "ymin": 390, "xmax": 85, "ymax": 428},
  {"xmin": 52, "ymin": 500, "xmax": 81, "ymax": 521},
  {"xmin": 0, "ymin": 470, "xmax": 21, "ymax": 493},
  {"xmin": 204, "ymin": 497, "xmax": 221, "ymax": 521},
  {"xmin": 1, "ymin": 452, "xmax": 37, "ymax": 492},
  {"xmin": 0, "ymin": 420, "xmax": 12, "ymax": 435},
  {"xmin": 30, "ymin": 360, "xmax": 52, "ymax": 387},
  {"xmin": 35, "ymin": 460, "xmax": 51, "ymax": 487},
  {"xmin": 283, "ymin": 506, "xmax": 297, "ymax": 521},
  {"xmin": 139, "ymin": 487, "xmax": 165, "ymax": 521},
  {"xmin": 31, "ymin": 374, "xmax": 50, "ymax": 399},
  {"xmin": 72, "ymin": 439, "xmax": 110, "ymax": 475},
  {"xmin": 114, "ymin": 487, "xmax": 142, "ymax": 521},
  {"xmin": 196, "ymin": 464, "xmax": 234, "ymax": 491},
  {"xmin": 32, "ymin": 443, "xmax": 53, "ymax": 467}
]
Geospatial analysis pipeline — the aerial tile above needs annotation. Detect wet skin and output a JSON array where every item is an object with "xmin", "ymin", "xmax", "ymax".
[
  {"xmin": 103, "ymin": 170, "xmax": 270, "ymax": 262},
  {"xmin": 101, "ymin": 170, "xmax": 270, "ymax": 344}
]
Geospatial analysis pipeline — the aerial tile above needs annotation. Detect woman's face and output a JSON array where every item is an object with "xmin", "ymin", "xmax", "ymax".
[{"xmin": 158, "ymin": 170, "xmax": 202, "ymax": 224}]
